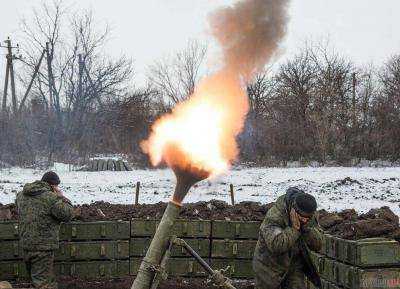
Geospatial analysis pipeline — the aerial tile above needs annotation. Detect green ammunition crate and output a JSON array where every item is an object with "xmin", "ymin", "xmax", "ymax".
[
  {"xmin": 0, "ymin": 261, "xmax": 28, "ymax": 279},
  {"xmin": 57, "ymin": 260, "xmax": 129, "ymax": 278},
  {"xmin": 212, "ymin": 221, "xmax": 260, "ymax": 240},
  {"xmin": 130, "ymin": 219, "xmax": 211, "ymax": 238},
  {"xmin": 324, "ymin": 234, "xmax": 340, "ymax": 259},
  {"xmin": 211, "ymin": 240, "xmax": 257, "ymax": 259},
  {"xmin": 315, "ymin": 251, "xmax": 400, "ymax": 289},
  {"xmin": 129, "ymin": 238, "xmax": 210, "ymax": 258},
  {"xmin": 211, "ymin": 259, "xmax": 254, "ymax": 279},
  {"xmin": 0, "ymin": 241, "xmax": 22, "ymax": 260},
  {"xmin": 60, "ymin": 221, "xmax": 130, "ymax": 241},
  {"xmin": 325, "ymin": 234, "xmax": 400, "ymax": 267},
  {"xmin": 130, "ymin": 258, "xmax": 207, "ymax": 277},
  {"xmin": 0, "ymin": 222, "xmax": 19, "ymax": 240},
  {"xmin": 55, "ymin": 241, "xmax": 129, "ymax": 261}
]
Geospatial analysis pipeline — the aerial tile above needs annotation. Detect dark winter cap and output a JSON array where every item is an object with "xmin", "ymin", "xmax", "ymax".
[
  {"xmin": 41, "ymin": 171, "xmax": 60, "ymax": 186},
  {"xmin": 293, "ymin": 193, "xmax": 317, "ymax": 217}
]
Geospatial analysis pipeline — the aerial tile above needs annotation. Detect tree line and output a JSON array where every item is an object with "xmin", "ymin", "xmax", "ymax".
[{"xmin": 0, "ymin": 2, "xmax": 399, "ymax": 167}]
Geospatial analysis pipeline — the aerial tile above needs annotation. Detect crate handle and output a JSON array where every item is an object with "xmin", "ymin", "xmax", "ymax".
[
  {"xmin": 71, "ymin": 245, "xmax": 76, "ymax": 258},
  {"xmin": 183, "ymin": 222, "xmax": 188, "ymax": 236},
  {"xmin": 198, "ymin": 222, "xmax": 204, "ymax": 233},
  {"xmin": 188, "ymin": 261, "xmax": 194, "ymax": 274},
  {"xmin": 101, "ymin": 225, "xmax": 106, "ymax": 237},
  {"xmin": 234, "ymin": 224, "xmax": 241, "ymax": 237},
  {"xmin": 232, "ymin": 243, "xmax": 238, "ymax": 256},
  {"xmin": 318, "ymin": 258, "xmax": 324, "ymax": 272},
  {"xmin": 13, "ymin": 264, "xmax": 19, "ymax": 277},
  {"xmin": 101, "ymin": 244, "xmax": 106, "ymax": 257},
  {"xmin": 71, "ymin": 226, "xmax": 77, "ymax": 238},
  {"xmin": 13, "ymin": 242, "xmax": 18, "ymax": 256},
  {"xmin": 99, "ymin": 265, "xmax": 106, "ymax": 276}
]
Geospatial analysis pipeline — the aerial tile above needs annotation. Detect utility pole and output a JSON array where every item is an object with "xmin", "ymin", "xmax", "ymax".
[
  {"xmin": 1, "ymin": 37, "xmax": 19, "ymax": 114},
  {"xmin": 18, "ymin": 49, "xmax": 46, "ymax": 114},
  {"xmin": 2, "ymin": 52, "xmax": 10, "ymax": 113}
]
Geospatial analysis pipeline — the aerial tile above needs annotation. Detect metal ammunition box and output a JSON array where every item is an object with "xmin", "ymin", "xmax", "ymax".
[
  {"xmin": 55, "ymin": 241, "xmax": 129, "ymax": 261},
  {"xmin": 211, "ymin": 240, "xmax": 257, "ymax": 259},
  {"xmin": 60, "ymin": 221, "xmax": 130, "ymax": 241},
  {"xmin": 211, "ymin": 259, "xmax": 254, "ymax": 279},
  {"xmin": 0, "ymin": 241, "xmax": 22, "ymax": 260},
  {"xmin": 57, "ymin": 260, "xmax": 129, "ymax": 278},
  {"xmin": 0, "ymin": 261, "xmax": 28, "ymax": 279},
  {"xmin": 334, "ymin": 236, "xmax": 400, "ymax": 267},
  {"xmin": 212, "ymin": 221, "xmax": 261, "ymax": 240},
  {"xmin": 130, "ymin": 219, "xmax": 211, "ymax": 238},
  {"xmin": 0, "ymin": 222, "xmax": 19, "ymax": 240},
  {"xmin": 324, "ymin": 234, "xmax": 340, "ymax": 259},
  {"xmin": 314, "ymin": 250, "xmax": 400, "ymax": 289},
  {"xmin": 130, "ymin": 258, "xmax": 207, "ymax": 277},
  {"xmin": 323, "ymin": 234, "xmax": 400, "ymax": 267},
  {"xmin": 129, "ymin": 238, "xmax": 210, "ymax": 258}
]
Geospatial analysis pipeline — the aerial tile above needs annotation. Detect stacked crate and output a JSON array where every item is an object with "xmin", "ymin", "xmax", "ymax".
[
  {"xmin": 210, "ymin": 220, "xmax": 260, "ymax": 279},
  {"xmin": 0, "ymin": 221, "xmax": 131, "ymax": 280},
  {"xmin": 0, "ymin": 221, "xmax": 26, "ymax": 280},
  {"xmin": 308, "ymin": 235, "xmax": 400, "ymax": 289},
  {"xmin": 129, "ymin": 219, "xmax": 211, "ymax": 278},
  {"xmin": 2, "ymin": 218, "xmax": 400, "ymax": 289}
]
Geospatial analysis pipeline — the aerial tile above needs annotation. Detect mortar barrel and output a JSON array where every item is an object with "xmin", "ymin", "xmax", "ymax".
[{"xmin": 131, "ymin": 201, "xmax": 181, "ymax": 289}]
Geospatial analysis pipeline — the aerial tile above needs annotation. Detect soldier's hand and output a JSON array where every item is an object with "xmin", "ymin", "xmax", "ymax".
[
  {"xmin": 290, "ymin": 208, "xmax": 301, "ymax": 231},
  {"xmin": 52, "ymin": 185, "xmax": 63, "ymax": 197},
  {"xmin": 74, "ymin": 207, "xmax": 82, "ymax": 217}
]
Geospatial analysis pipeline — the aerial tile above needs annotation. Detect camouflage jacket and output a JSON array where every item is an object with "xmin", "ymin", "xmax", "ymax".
[
  {"xmin": 16, "ymin": 181, "xmax": 74, "ymax": 251},
  {"xmin": 253, "ymin": 193, "xmax": 323, "ymax": 288}
]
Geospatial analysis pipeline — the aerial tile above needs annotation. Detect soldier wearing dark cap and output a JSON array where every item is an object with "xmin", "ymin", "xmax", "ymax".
[
  {"xmin": 253, "ymin": 187, "xmax": 323, "ymax": 289},
  {"xmin": 16, "ymin": 171, "xmax": 74, "ymax": 289}
]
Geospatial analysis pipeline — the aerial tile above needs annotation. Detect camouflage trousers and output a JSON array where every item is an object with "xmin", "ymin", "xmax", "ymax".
[
  {"xmin": 23, "ymin": 250, "xmax": 57, "ymax": 289},
  {"xmin": 255, "ymin": 266, "xmax": 305, "ymax": 289}
]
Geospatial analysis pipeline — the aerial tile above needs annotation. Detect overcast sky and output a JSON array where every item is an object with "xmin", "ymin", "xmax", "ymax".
[{"xmin": 0, "ymin": 0, "xmax": 399, "ymax": 85}]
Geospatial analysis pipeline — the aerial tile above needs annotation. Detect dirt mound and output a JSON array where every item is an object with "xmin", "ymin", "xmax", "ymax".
[
  {"xmin": 13, "ymin": 277, "xmax": 254, "ymax": 289},
  {"xmin": 71, "ymin": 200, "xmax": 272, "ymax": 222},
  {"xmin": 319, "ymin": 206, "xmax": 400, "ymax": 240},
  {"xmin": 2, "ymin": 201, "xmax": 399, "ymax": 240}
]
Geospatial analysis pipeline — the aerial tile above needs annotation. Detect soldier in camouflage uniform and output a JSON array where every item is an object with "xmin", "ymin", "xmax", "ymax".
[
  {"xmin": 16, "ymin": 171, "xmax": 74, "ymax": 289},
  {"xmin": 253, "ymin": 187, "xmax": 323, "ymax": 289}
]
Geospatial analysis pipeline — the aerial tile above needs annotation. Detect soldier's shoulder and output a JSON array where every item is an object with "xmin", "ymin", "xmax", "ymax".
[{"xmin": 40, "ymin": 189, "xmax": 59, "ymax": 202}]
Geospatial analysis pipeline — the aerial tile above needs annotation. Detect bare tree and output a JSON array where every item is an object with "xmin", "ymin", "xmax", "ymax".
[
  {"xmin": 4, "ymin": 1, "xmax": 134, "ymax": 164},
  {"xmin": 147, "ymin": 40, "xmax": 207, "ymax": 104}
]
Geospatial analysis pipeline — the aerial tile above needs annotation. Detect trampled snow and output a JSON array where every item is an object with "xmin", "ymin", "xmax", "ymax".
[{"xmin": 0, "ymin": 167, "xmax": 399, "ymax": 215}]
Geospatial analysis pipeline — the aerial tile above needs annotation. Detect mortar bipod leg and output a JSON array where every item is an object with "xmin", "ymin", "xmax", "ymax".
[
  {"xmin": 149, "ymin": 237, "xmax": 174, "ymax": 289},
  {"xmin": 172, "ymin": 238, "xmax": 237, "ymax": 289}
]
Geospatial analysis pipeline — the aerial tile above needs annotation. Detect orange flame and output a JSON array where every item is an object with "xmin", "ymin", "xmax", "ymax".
[
  {"xmin": 142, "ymin": 0, "xmax": 290, "ymax": 178},
  {"xmin": 141, "ymin": 71, "xmax": 248, "ymax": 177}
]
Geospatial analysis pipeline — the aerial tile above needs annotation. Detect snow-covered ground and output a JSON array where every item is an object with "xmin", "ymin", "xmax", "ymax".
[{"xmin": 0, "ymin": 167, "xmax": 399, "ymax": 215}]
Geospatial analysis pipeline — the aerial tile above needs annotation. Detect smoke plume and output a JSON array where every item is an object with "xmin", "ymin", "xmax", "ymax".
[
  {"xmin": 210, "ymin": 0, "xmax": 289, "ymax": 80},
  {"xmin": 142, "ymin": 0, "xmax": 290, "ymax": 183}
]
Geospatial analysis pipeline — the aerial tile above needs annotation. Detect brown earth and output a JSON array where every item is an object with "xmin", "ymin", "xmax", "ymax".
[{"xmin": 1, "ymin": 201, "xmax": 399, "ymax": 240}]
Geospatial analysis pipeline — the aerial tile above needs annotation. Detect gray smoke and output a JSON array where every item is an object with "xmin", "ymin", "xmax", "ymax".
[{"xmin": 209, "ymin": 0, "xmax": 290, "ymax": 80}]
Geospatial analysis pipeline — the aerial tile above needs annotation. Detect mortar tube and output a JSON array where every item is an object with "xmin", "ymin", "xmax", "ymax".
[{"xmin": 131, "ymin": 201, "xmax": 181, "ymax": 289}]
